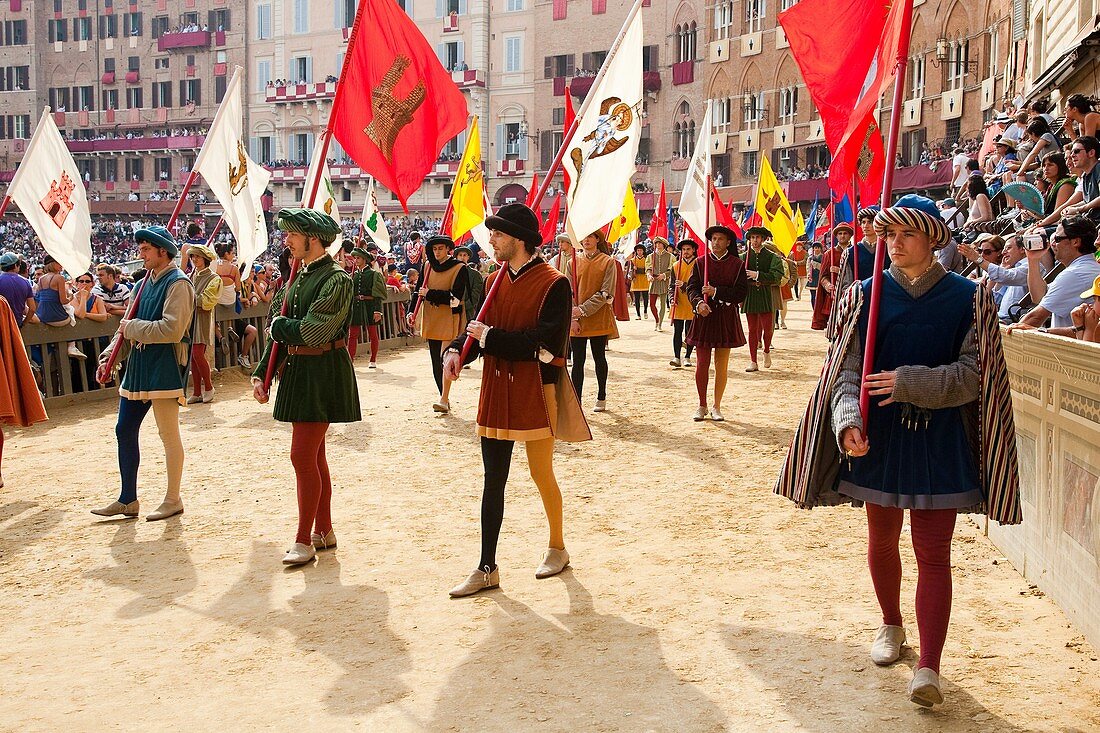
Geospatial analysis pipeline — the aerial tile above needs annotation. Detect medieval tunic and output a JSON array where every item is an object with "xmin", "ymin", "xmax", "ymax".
[
  {"xmin": 684, "ymin": 251, "xmax": 749, "ymax": 349},
  {"xmin": 253, "ymin": 254, "xmax": 361, "ymax": 424},
  {"xmin": 826, "ymin": 240, "xmax": 893, "ymax": 340},
  {"xmin": 646, "ymin": 250, "xmax": 674, "ymax": 296},
  {"xmin": 670, "ymin": 257, "xmax": 696, "ymax": 321},
  {"xmin": 0, "ymin": 294, "xmax": 47, "ymax": 428},
  {"xmin": 450, "ymin": 257, "xmax": 590, "ymax": 444},
  {"xmin": 811, "ymin": 245, "xmax": 844, "ymax": 330},
  {"xmin": 775, "ymin": 263, "xmax": 1022, "ymax": 525},
  {"xmin": 350, "ymin": 266, "xmax": 386, "ymax": 328},
  {"xmin": 190, "ymin": 267, "xmax": 220, "ymax": 346},
  {"xmin": 109, "ymin": 265, "xmax": 195, "ymax": 402},
  {"xmin": 742, "ymin": 245, "xmax": 785, "ymax": 314},
  {"xmin": 421, "ymin": 256, "xmax": 468, "ymax": 342},
  {"xmin": 628, "ymin": 255, "xmax": 649, "ymax": 291},
  {"xmin": 566, "ymin": 251, "xmax": 619, "ymax": 339}
]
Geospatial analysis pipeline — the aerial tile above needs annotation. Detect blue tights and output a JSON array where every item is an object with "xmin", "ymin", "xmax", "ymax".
[{"xmin": 116, "ymin": 397, "xmax": 152, "ymax": 503}]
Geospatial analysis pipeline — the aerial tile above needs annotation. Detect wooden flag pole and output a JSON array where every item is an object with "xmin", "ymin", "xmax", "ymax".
[
  {"xmin": 851, "ymin": 173, "xmax": 860, "ymax": 282},
  {"xmin": 858, "ymin": 0, "xmax": 914, "ymax": 427}
]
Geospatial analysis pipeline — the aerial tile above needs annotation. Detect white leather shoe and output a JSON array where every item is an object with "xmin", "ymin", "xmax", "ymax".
[
  {"xmin": 762, "ymin": 351, "xmax": 772, "ymax": 368},
  {"xmin": 669, "ymin": 358, "xmax": 682, "ymax": 368},
  {"xmin": 311, "ymin": 529, "xmax": 337, "ymax": 550},
  {"xmin": 908, "ymin": 667, "xmax": 944, "ymax": 707},
  {"xmin": 433, "ymin": 400, "xmax": 450, "ymax": 413},
  {"xmin": 745, "ymin": 362, "xmax": 759, "ymax": 372},
  {"xmin": 870, "ymin": 624, "xmax": 906, "ymax": 665},
  {"xmin": 282, "ymin": 543, "xmax": 316, "ymax": 566},
  {"xmin": 692, "ymin": 406, "xmax": 708, "ymax": 422},
  {"xmin": 535, "ymin": 548, "xmax": 569, "ymax": 579},
  {"xmin": 449, "ymin": 566, "xmax": 499, "ymax": 597},
  {"xmin": 592, "ymin": 400, "xmax": 607, "ymax": 413},
  {"xmin": 709, "ymin": 407, "xmax": 725, "ymax": 422}
]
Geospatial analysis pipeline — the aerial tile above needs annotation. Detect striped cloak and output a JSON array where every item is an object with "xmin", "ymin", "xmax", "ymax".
[{"xmin": 774, "ymin": 279, "xmax": 1022, "ymax": 525}]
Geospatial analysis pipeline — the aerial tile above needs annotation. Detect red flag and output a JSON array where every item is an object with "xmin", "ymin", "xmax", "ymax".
[
  {"xmin": 647, "ymin": 180, "xmax": 668, "ymax": 241},
  {"xmin": 540, "ymin": 193, "xmax": 562, "ymax": 242},
  {"xmin": 709, "ymin": 182, "xmax": 743, "ymax": 240},
  {"xmin": 780, "ymin": 0, "xmax": 904, "ymax": 201},
  {"xmin": 562, "ymin": 92, "xmax": 576, "ymax": 193},
  {"xmin": 330, "ymin": 0, "xmax": 468, "ymax": 212},
  {"xmin": 525, "ymin": 172, "xmax": 542, "ymax": 227}
]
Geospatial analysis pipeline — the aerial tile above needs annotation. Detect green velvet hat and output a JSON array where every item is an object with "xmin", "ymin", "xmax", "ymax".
[{"xmin": 277, "ymin": 208, "xmax": 341, "ymax": 244}]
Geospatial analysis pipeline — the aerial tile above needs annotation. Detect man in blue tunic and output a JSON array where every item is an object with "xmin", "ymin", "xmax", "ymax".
[
  {"xmin": 776, "ymin": 195, "xmax": 1021, "ymax": 709},
  {"xmin": 92, "ymin": 226, "xmax": 195, "ymax": 522}
]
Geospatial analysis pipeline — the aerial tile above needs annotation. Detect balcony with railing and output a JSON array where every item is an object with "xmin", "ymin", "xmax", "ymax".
[
  {"xmin": 497, "ymin": 158, "xmax": 525, "ymax": 177},
  {"xmin": 157, "ymin": 30, "xmax": 211, "ymax": 52},
  {"xmin": 569, "ymin": 70, "xmax": 661, "ymax": 98},
  {"xmin": 265, "ymin": 81, "xmax": 337, "ymax": 103},
  {"xmin": 65, "ymin": 134, "xmax": 206, "ymax": 154},
  {"xmin": 451, "ymin": 69, "xmax": 485, "ymax": 89},
  {"xmin": 268, "ymin": 162, "xmax": 371, "ymax": 184},
  {"xmin": 443, "ymin": 13, "xmax": 460, "ymax": 32}
]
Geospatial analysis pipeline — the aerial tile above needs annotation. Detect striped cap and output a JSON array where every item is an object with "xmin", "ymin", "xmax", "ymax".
[
  {"xmin": 857, "ymin": 206, "xmax": 880, "ymax": 222},
  {"xmin": 873, "ymin": 195, "xmax": 952, "ymax": 250}
]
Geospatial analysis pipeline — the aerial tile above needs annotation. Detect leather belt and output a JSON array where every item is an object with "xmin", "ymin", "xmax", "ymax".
[
  {"xmin": 356, "ymin": 295, "xmax": 374, "ymax": 301},
  {"xmin": 288, "ymin": 339, "xmax": 347, "ymax": 356}
]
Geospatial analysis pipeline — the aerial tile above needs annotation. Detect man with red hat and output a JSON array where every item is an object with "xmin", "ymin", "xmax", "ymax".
[{"xmin": 811, "ymin": 222, "xmax": 855, "ymax": 332}]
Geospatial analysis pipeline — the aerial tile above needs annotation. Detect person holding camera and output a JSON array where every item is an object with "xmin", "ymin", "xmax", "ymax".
[
  {"xmin": 959, "ymin": 235, "xmax": 1036, "ymax": 323},
  {"xmin": 1009, "ymin": 215, "xmax": 1100, "ymax": 331}
]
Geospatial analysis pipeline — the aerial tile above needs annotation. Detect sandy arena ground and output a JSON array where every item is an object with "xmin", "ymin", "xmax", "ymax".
[{"xmin": 2, "ymin": 298, "xmax": 1098, "ymax": 732}]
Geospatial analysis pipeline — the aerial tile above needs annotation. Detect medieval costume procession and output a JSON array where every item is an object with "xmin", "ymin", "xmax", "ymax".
[{"xmin": 2, "ymin": 0, "xmax": 1100, "ymax": 728}]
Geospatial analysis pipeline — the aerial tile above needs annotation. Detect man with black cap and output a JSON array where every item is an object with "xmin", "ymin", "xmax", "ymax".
[
  {"xmin": 811, "ymin": 222, "xmax": 855, "ymax": 331},
  {"xmin": 826, "ymin": 207, "xmax": 892, "ymax": 340},
  {"xmin": 252, "ymin": 208, "xmax": 361, "ymax": 566},
  {"xmin": 348, "ymin": 246, "xmax": 386, "ymax": 368},
  {"xmin": 442, "ymin": 203, "xmax": 590, "ymax": 597},
  {"xmin": 454, "ymin": 244, "xmax": 485, "ymax": 322},
  {"xmin": 777, "ymin": 194, "xmax": 1021, "ymax": 709},
  {"xmin": 416, "ymin": 234, "xmax": 468, "ymax": 413},
  {"xmin": 742, "ymin": 225, "xmax": 785, "ymax": 372},
  {"xmin": 685, "ymin": 224, "xmax": 748, "ymax": 421},
  {"xmin": 92, "ymin": 226, "xmax": 196, "ymax": 522}
]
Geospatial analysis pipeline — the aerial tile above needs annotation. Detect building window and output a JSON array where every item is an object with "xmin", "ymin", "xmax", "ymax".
[
  {"xmin": 440, "ymin": 41, "xmax": 464, "ymax": 71},
  {"xmin": 0, "ymin": 66, "xmax": 29, "ymax": 91},
  {"xmin": 180, "ymin": 79, "xmax": 201, "ymax": 105},
  {"xmin": 126, "ymin": 158, "xmax": 144, "ymax": 181},
  {"xmin": 257, "ymin": 59, "xmax": 272, "ymax": 90},
  {"xmin": 544, "ymin": 54, "xmax": 574, "ymax": 79},
  {"xmin": 336, "ymin": 0, "xmax": 356, "ymax": 28},
  {"xmin": 152, "ymin": 16, "xmax": 169, "ymax": 38},
  {"xmin": 48, "ymin": 19, "xmax": 68, "ymax": 43},
  {"xmin": 154, "ymin": 57, "xmax": 170, "ymax": 70},
  {"xmin": 73, "ymin": 85, "xmax": 94, "ymax": 110},
  {"xmin": 153, "ymin": 81, "xmax": 172, "ymax": 108},
  {"xmin": 123, "ymin": 12, "xmax": 142, "ymax": 37},
  {"xmin": 987, "ymin": 23, "xmax": 999, "ymax": 78},
  {"xmin": 742, "ymin": 152, "xmax": 758, "ymax": 177},
  {"xmin": 675, "ymin": 101, "xmax": 695, "ymax": 159},
  {"xmin": 592, "ymin": 0, "xmax": 607, "ymax": 14},
  {"xmin": 742, "ymin": 91, "xmax": 765, "ymax": 128},
  {"xmin": 439, "ymin": 0, "xmax": 468, "ymax": 15},
  {"xmin": 777, "ymin": 147, "xmax": 793, "ymax": 173},
  {"xmin": 744, "ymin": 0, "xmax": 764, "ymax": 34},
  {"xmin": 126, "ymin": 86, "xmax": 143, "ymax": 109},
  {"xmin": 209, "ymin": 8, "xmax": 231, "ymax": 31},
  {"xmin": 102, "ymin": 89, "xmax": 119, "ymax": 110},
  {"xmin": 257, "ymin": 4, "xmax": 272, "ymax": 39},
  {"xmin": 128, "ymin": 56, "xmax": 140, "ymax": 72},
  {"xmin": 215, "ymin": 76, "xmax": 227, "ymax": 103},
  {"xmin": 714, "ymin": 1, "xmax": 734, "ymax": 41},
  {"xmin": 505, "ymin": 35, "xmax": 522, "ymax": 73},
  {"xmin": 155, "ymin": 158, "xmax": 172, "ymax": 181},
  {"xmin": 98, "ymin": 15, "xmax": 117, "ymax": 40},
  {"xmin": 676, "ymin": 22, "xmax": 698, "ymax": 63},
  {"xmin": 507, "ymin": 0, "xmax": 523, "ymax": 10},
  {"xmin": 778, "ymin": 86, "xmax": 798, "ymax": 124},
  {"xmin": 252, "ymin": 135, "xmax": 274, "ymax": 163},
  {"xmin": 74, "ymin": 17, "xmax": 92, "ymax": 41},
  {"xmin": 290, "ymin": 132, "xmax": 313, "ymax": 162},
  {"xmin": 945, "ymin": 118, "xmax": 961, "ymax": 145},
  {"xmin": 908, "ymin": 54, "xmax": 925, "ymax": 99},
  {"xmin": 552, "ymin": 107, "xmax": 565, "ymax": 126},
  {"xmin": 499, "ymin": 121, "xmax": 526, "ymax": 159},
  {"xmin": 714, "ymin": 97, "xmax": 732, "ymax": 132},
  {"xmin": 946, "ymin": 39, "xmax": 969, "ymax": 91},
  {"xmin": 3, "ymin": 20, "xmax": 29, "ymax": 46},
  {"xmin": 104, "ymin": 58, "xmax": 115, "ymax": 74},
  {"xmin": 48, "ymin": 87, "xmax": 71, "ymax": 111},
  {"xmin": 289, "ymin": 56, "xmax": 312, "ymax": 83},
  {"xmin": 293, "ymin": 0, "xmax": 309, "ymax": 34},
  {"xmin": 780, "ymin": 0, "xmax": 798, "ymax": 9}
]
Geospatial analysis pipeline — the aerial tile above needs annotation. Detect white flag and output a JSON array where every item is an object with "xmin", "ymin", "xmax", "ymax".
[
  {"xmin": 192, "ymin": 67, "xmax": 271, "ymax": 274},
  {"xmin": 471, "ymin": 190, "xmax": 494, "ymax": 259},
  {"xmin": 6, "ymin": 108, "xmax": 92, "ymax": 276},
  {"xmin": 302, "ymin": 138, "xmax": 342, "ymax": 255},
  {"xmin": 563, "ymin": 1, "xmax": 643, "ymax": 245},
  {"xmin": 361, "ymin": 177, "xmax": 390, "ymax": 252},
  {"xmin": 677, "ymin": 99, "xmax": 714, "ymax": 242}
]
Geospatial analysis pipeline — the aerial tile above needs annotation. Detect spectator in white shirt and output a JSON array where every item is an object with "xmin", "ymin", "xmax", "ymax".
[{"xmin": 1010, "ymin": 215, "xmax": 1100, "ymax": 330}]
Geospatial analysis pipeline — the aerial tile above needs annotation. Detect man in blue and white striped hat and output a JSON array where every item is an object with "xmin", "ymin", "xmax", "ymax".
[{"xmin": 776, "ymin": 193, "xmax": 1022, "ymax": 710}]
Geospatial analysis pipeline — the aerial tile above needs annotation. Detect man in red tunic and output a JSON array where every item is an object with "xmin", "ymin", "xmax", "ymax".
[
  {"xmin": 443, "ymin": 204, "xmax": 591, "ymax": 598},
  {"xmin": 811, "ymin": 223, "xmax": 855, "ymax": 331},
  {"xmin": 684, "ymin": 225, "xmax": 749, "ymax": 422}
]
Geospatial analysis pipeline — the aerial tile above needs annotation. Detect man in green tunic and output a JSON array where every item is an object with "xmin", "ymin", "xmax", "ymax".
[
  {"xmin": 742, "ymin": 225, "xmax": 785, "ymax": 372},
  {"xmin": 348, "ymin": 247, "xmax": 387, "ymax": 367},
  {"xmin": 252, "ymin": 209, "xmax": 361, "ymax": 566}
]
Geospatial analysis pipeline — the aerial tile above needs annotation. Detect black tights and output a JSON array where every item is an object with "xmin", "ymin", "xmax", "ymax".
[
  {"xmin": 632, "ymin": 291, "xmax": 647, "ymax": 318},
  {"xmin": 428, "ymin": 339, "xmax": 444, "ymax": 394},
  {"xmin": 672, "ymin": 319, "xmax": 695, "ymax": 360},
  {"xmin": 479, "ymin": 437, "xmax": 514, "ymax": 571},
  {"xmin": 571, "ymin": 335, "xmax": 608, "ymax": 400}
]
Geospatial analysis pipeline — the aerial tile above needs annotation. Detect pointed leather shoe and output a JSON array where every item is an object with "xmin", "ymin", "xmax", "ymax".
[
  {"xmin": 535, "ymin": 548, "xmax": 570, "ymax": 579},
  {"xmin": 870, "ymin": 624, "xmax": 907, "ymax": 666},
  {"xmin": 908, "ymin": 667, "xmax": 944, "ymax": 708},
  {"xmin": 449, "ymin": 566, "xmax": 499, "ymax": 598},
  {"xmin": 282, "ymin": 543, "xmax": 316, "ymax": 566},
  {"xmin": 91, "ymin": 500, "xmax": 139, "ymax": 518},
  {"xmin": 146, "ymin": 499, "xmax": 184, "ymax": 522},
  {"xmin": 312, "ymin": 529, "xmax": 337, "ymax": 550}
]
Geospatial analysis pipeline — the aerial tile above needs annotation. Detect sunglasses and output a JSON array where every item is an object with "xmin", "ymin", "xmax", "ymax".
[
  {"xmin": 76, "ymin": 278, "xmax": 93, "ymax": 283},
  {"xmin": 1052, "ymin": 235, "xmax": 1075, "ymax": 242},
  {"xmin": 1070, "ymin": 149, "xmax": 1086, "ymax": 155},
  {"xmin": 977, "ymin": 248, "xmax": 998, "ymax": 255}
]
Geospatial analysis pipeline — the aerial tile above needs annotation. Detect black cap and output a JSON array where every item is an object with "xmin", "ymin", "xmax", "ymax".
[{"xmin": 485, "ymin": 203, "xmax": 542, "ymax": 248}]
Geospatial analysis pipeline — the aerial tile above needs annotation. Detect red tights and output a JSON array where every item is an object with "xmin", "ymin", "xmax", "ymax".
[
  {"xmin": 290, "ymin": 422, "xmax": 332, "ymax": 546},
  {"xmin": 190, "ymin": 343, "xmax": 212, "ymax": 396},
  {"xmin": 348, "ymin": 325, "xmax": 381, "ymax": 362},
  {"xmin": 866, "ymin": 504, "xmax": 957, "ymax": 672},
  {"xmin": 745, "ymin": 312, "xmax": 773, "ymax": 363}
]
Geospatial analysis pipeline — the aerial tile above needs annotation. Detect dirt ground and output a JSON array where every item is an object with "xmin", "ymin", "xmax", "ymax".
[{"xmin": 3, "ymin": 297, "xmax": 1098, "ymax": 732}]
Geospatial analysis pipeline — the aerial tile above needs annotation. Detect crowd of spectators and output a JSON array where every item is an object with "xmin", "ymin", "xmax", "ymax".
[{"xmin": 265, "ymin": 75, "xmax": 340, "ymax": 87}]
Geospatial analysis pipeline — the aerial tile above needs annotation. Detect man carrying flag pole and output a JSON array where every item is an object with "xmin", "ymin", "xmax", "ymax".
[{"xmin": 776, "ymin": 0, "xmax": 1022, "ymax": 709}]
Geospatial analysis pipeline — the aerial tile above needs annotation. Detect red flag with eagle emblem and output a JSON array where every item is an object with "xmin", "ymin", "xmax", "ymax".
[
  {"xmin": 330, "ymin": 0, "xmax": 468, "ymax": 212},
  {"xmin": 780, "ymin": 0, "xmax": 903, "ymax": 203}
]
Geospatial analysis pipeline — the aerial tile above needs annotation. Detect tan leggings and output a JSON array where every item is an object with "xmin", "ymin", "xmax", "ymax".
[
  {"xmin": 117, "ymin": 397, "xmax": 183, "ymax": 504},
  {"xmin": 153, "ymin": 400, "xmax": 184, "ymax": 502}
]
